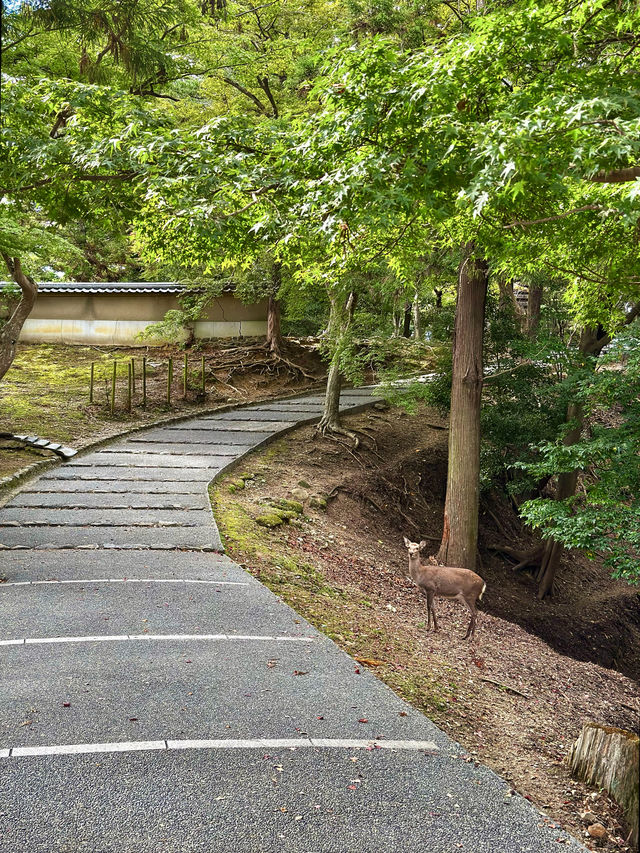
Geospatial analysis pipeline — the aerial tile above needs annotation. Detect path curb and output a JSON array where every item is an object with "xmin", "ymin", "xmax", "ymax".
[{"xmin": 0, "ymin": 384, "xmax": 325, "ymax": 506}]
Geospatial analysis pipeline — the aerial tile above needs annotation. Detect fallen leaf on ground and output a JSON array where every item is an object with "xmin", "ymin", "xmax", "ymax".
[{"xmin": 355, "ymin": 657, "xmax": 385, "ymax": 667}]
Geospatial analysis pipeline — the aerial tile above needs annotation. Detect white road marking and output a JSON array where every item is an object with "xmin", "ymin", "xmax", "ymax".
[
  {"xmin": 3, "ymin": 738, "xmax": 438, "ymax": 759},
  {"xmin": 1, "ymin": 633, "xmax": 316, "ymax": 647},
  {"xmin": 0, "ymin": 578, "xmax": 249, "ymax": 588}
]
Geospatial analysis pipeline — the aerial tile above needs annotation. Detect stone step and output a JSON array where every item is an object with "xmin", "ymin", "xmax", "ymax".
[
  {"xmin": 0, "ymin": 509, "xmax": 213, "ymax": 528},
  {"xmin": 9, "ymin": 493, "xmax": 209, "ymax": 510}
]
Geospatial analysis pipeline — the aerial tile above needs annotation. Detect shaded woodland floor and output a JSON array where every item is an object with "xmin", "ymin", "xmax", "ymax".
[{"xmin": 212, "ymin": 404, "xmax": 640, "ymax": 851}]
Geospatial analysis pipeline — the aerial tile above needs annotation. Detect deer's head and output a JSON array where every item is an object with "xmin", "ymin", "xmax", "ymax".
[{"xmin": 403, "ymin": 536, "xmax": 427, "ymax": 558}]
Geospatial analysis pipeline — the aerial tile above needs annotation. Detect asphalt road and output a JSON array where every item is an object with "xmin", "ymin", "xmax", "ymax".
[{"xmin": 0, "ymin": 389, "xmax": 587, "ymax": 852}]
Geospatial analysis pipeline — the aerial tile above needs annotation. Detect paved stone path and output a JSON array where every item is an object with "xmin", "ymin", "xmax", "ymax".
[{"xmin": 0, "ymin": 390, "xmax": 585, "ymax": 852}]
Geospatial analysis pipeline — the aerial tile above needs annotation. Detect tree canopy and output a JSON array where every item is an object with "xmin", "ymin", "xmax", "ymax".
[{"xmin": 2, "ymin": 0, "xmax": 639, "ymax": 589}]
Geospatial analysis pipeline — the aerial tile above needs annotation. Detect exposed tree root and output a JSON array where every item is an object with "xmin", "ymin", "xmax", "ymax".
[
  {"xmin": 316, "ymin": 418, "xmax": 361, "ymax": 448},
  {"xmin": 271, "ymin": 351, "xmax": 317, "ymax": 380},
  {"xmin": 482, "ymin": 500, "xmax": 513, "ymax": 541},
  {"xmin": 488, "ymin": 543, "xmax": 545, "ymax": 572}
]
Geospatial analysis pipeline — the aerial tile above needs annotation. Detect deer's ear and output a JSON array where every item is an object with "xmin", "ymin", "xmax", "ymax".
[
  {"xmin": 402, "ymin": 536, "xmax": 411, "ymax": 548},
  {"xmin": 419, "ymin": 540, "xmax": 427, "ymax": 550}
]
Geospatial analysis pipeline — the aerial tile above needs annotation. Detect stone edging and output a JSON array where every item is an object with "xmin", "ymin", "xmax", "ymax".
[{"xmin": 206, "ymin": 397, "xmax": 384, "ymax": 494}]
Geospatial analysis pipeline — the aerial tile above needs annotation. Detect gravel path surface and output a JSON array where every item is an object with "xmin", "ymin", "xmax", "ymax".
[{"xmin": 0, "ymin": 389, "xmax": 587, "ymax": 852}]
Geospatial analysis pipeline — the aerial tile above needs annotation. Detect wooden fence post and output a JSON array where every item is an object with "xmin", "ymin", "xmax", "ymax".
[
  {"xmin": 111, "ymin": 361, "xmax": 117, "ymax": 415},
  {"xmin": 142, "ymin": 356, "xmax": 147, "ymax": 408},
  {"xmin": 183, "ymin": 353, "xmax": 188, "ymax": 398},
  {"xmin": 167, "ymin": 358, "xmax": 173, "ymax": 405},
  {"xmin": 127, "ymin": 362, "xmax": 132, "ymax": 412},
  {"xmin": 201, "ymin": 355, "xmax": 205, "ymax": 396},
  {"xmin": 89, "ymin": 362, "xmax": 95, "ymax": 403}
]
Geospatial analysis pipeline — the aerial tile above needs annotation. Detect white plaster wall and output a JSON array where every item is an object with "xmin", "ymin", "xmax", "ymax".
[
  {"xmin": 20, "ymin": 318, "xmax": 267, "ymax": 346},
  {"xmin": 194, "ymin": 320, "xmax": 267, "ymax": 338}
]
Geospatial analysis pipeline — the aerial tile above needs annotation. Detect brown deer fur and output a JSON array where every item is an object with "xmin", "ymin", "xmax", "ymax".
[{"xmin": 403, "ymin": 537, "xmax": 486, "ymax": 639}]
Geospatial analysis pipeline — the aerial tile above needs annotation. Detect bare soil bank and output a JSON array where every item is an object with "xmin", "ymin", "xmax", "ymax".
[{"xmin": 213, "ymin": 404, "xmax": 640, "ymax": 851}]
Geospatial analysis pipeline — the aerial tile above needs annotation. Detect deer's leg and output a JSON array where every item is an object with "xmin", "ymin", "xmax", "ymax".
[
  {"xmin": 428, "ymin": 592, "xmax": 438, "ymax": 632},
  {"xmin": 457, "ymin": 594, "xmax": 477, "ymax": 639},
  {"xmin": 464, "ymin": 610, "xmax": 477, "ymax": 640}
]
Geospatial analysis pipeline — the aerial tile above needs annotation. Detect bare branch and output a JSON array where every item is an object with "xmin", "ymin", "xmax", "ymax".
[
  {"xmin": 583, "ymin": 300, "xmax": 640, "ymax": 356},
  {"xmin": 222, "ymin": 77, "xmax": 268, "ymax": 113},
  {"xmin": 257, "ymin": 75, "xmax": 279, "ymax": 118}
]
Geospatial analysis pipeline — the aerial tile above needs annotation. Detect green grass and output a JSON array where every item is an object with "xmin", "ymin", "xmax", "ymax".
[
  {"xmin": 210, "ymin": 466, "xmax": 455, "ymax": 720},
  {"xmin": 0, "ymin": 344, "xmax": 160, "ymax": 442}
]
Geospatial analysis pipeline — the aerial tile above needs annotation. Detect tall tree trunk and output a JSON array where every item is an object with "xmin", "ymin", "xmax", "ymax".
[
  {"xmin": 266, "ymin": 261, "xmax": 283, "ymax": 355},
  {"xmin": 0, "ymin": 255, "xmax": 37, "ymax": 382},
  {"xmin": 527, "ymin": 283, "xmax": 543, "ymax": 337},
  {"xmin": 436, "ymin": 246, "xmax": 488, "ymax": 570},
  {"xmin": 402, "ymin": 302, "xmax": 412, "ymax": 337},
  {"xmin": 412, "ymin": 293, "xmax": 422, "ymax": 340},
  {"xmin": 392, "ymin": 308, "xmax": 402, "ymax": 336},
  {"xmin": 317, "ymin": 290, "xmax": 358, "ymax": 443}
]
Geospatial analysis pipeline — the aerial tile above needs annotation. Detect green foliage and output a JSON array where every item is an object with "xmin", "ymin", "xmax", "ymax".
[{"xmin": 519, "ymin": 327, "xmax": 640, "ymax": 582}]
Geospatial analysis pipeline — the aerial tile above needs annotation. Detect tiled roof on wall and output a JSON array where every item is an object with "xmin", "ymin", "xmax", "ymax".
[{"xmin": 36, "ymin": 281, "xmax": 186, "ymax": 294}]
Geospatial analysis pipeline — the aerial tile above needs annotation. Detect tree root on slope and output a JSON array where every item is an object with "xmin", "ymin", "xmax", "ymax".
[{"xmin": 488, "ymin": 543, "xmax": 545, "ymax": 572}]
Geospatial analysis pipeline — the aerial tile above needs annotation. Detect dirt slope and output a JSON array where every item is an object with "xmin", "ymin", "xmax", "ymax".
[{"xmin": 212, "ymin": 404, "xmax": 640, "ymax": 851}]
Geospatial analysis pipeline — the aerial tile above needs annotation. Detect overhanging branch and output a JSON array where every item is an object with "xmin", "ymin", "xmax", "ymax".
[{"xmin": 589, "ymin": 166, "xmax": 640, "ymax": 183}]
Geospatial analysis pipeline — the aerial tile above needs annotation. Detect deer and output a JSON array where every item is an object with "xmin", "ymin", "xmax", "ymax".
[{"xmin": 403, "ymin": 537, "xmax": 486, "ymax": 639}]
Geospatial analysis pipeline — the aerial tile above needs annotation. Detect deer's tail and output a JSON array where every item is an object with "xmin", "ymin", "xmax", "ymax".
[{"xmin": 478, "ymin": 583, "xmax": 487, "ymax": 602}]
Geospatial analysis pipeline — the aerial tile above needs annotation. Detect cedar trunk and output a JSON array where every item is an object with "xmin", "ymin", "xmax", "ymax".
[
  {"xmin": 436, "ymin": 247, "xmax": 488, "ymax": 570},
  {"xmin": 402, "ymin": 303, "xmax": 412, "ymax": 337},
  {"xmin": 0, "ymin": 255, "xmax": 38, "ymax": 382}
]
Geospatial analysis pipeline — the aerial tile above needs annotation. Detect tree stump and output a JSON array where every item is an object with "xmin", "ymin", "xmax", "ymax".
[{"xmin": 568, "ymin": 723, "xmax": 639, "ymax": 848}]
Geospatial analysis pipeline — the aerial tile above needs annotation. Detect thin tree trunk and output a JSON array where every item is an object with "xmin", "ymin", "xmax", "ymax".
[
  {"xmin": 267, "ymin": 296, "xmax": 282, "ymax": 354},
  {"xmin": 412, "ymin": 293, "xmax": 422, "ymax": 340},
  {"xmin": 392, "ymin": 308, "xmax": 402, "ymax": 336},
  {"xmin": 436, "ymin": 245, "xmax": 488, "ymax": 570},
  {"xmin": 317, "ymin": 290, "xmax": 358, "ymax": 443},
  {"xmin": 527, "ymin": 284, "xmax": 543, "ymax": 337},
  {"xmin": 402, "ymin": 302, "xmax": 412, "ymax": 337},
  {"xmin": 0, "ymin": 255, "xmax": 38, "ymax": 381},
  {"xmin": 321, "ymin": 360, "xmax": 342, "ymax": 429},
  {"xmin": 266, "ymin": 261, "xmax": 283, "ymax": 355},
  {"xmin": 434, "ymin": 288, "xmax": 443, "ymax": 309}
]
